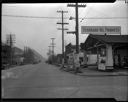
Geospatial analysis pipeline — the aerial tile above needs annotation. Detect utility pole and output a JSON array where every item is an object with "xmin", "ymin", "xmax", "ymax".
[
  {"xmin": 67, "ymin": 3, "xmax": 86, "ymax": 54},
  {"xmin": 48, "ymin": 45, "xmax": 52, "ymax": 64},
  {"xmin": 48, "ymin": 46, "xmax": 52, "ymax": 56},
  {"xmin": 50, "ymin": 38, "xmax": 55, "ymax": 64},
  {"xmin": 57, "ymin": 10, "xmax": 69, "ymax": 67},
  {"xmin": 51, "ymin": 38, "xmax": 55, "ymax": 57},
  {"xmin": 6, "ymin": 34, "xmax": 15, "ymax": 66},
  {"xmin": 24, "ymin": 46, "xmax": 27, "ymax": 64}
]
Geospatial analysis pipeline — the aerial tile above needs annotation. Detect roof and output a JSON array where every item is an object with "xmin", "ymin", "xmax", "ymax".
[
  {"xmin": 66, "ymin": 43, "xmax": 80, "ymax": 49},
  {"xmin": 89, "ymin": 34, "xmax": 128, "ymax": 43}
]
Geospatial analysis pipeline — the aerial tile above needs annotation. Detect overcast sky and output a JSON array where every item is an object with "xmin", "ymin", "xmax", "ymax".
[{"xmin": 2, "ymin": 2, "xmax": 128, "ymax": 58}]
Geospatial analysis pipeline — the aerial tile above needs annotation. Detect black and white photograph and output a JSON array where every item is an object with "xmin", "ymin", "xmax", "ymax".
[{"xmin": 1, "ymin": 1, "xmax": 128, "ymax": 101}]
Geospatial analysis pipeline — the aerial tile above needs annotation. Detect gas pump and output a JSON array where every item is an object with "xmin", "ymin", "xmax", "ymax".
[{"xmin": 98, "ymin": 48, "xmax": 106, "ymax": 70}]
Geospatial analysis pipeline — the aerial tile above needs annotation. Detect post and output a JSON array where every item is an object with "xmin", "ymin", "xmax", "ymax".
[
  {"xmin": 67, "ymin": 3, "xmax": 86, "ymax": 54},
  {"xmin": 106, "ymin": 44, "xmax": 114, "ymax": 70},
  {"xmin": 57, "ymin": 10, "xmax": 68, "ymax": 68},
  {"xmin": 10, "ymin": 34, "xmax": 12, "ymax": 65},
  {"xmin": 48, "ymin": 45, "xmax": 52, "ymax": 64},
  {"xmin": 51, "ymin": 38, "xmax": 55, "ymax": 63},
  {"xmin": 76, "ymin": 3, "xmax": 79, "ymax": 54},
  {"xmin": 97, "ymin": 47, "xmax": 99, "ymax": 69},
  {"xmin": 67, "ymin": 3, "xmax": 86, "ymax": 73},
  {"xmin": 62, "ymin": 11, "xmax": 64, "ymax": 66},
  {"xmin": 6, "ymin": 34, "xmax": 15, "ymax": 66}
]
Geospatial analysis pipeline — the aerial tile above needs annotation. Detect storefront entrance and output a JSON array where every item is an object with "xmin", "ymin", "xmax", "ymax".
[{"xmin": 113, "ymin": 45, "xmax": 128, "ymax": 69}]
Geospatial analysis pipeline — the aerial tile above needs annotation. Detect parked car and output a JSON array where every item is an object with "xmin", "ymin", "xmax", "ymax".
[{"xmin": 33, "ymin": 61, "xmax": 38, "ymax": 64}]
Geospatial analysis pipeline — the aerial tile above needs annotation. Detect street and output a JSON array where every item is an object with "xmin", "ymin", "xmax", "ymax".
[{"xmin": 2, "ymin": 61, "xmax": 128, "ymax": 101}]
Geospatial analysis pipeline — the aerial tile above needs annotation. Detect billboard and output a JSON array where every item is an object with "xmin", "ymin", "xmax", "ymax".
[{"xmin": 81, "ymin": 26, "xmax": 121, "ymax": 34}]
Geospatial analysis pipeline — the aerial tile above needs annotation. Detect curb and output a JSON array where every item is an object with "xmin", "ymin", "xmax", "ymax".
[
  {"xmin": 61, "ymin": 66, "xmax": 128, "ymax": 76},
  {"xmin": 77, "ymin": 73, "xmax": 128, "ymax": 77}
]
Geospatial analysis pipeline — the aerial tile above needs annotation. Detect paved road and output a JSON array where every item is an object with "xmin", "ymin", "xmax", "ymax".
[{"xmin": 2, "ymin": 62, "xmax": 128, "ymax": 101}]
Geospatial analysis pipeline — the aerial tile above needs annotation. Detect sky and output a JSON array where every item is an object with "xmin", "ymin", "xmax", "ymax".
[{"xmin": 2, "ymin": 2, "xmax": 128, "ymax": 59}]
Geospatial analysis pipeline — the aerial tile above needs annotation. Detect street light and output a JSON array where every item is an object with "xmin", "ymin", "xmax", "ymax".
[{"xmin": 69, "ymin": 16, "xmax": 75, "ymax": 20}]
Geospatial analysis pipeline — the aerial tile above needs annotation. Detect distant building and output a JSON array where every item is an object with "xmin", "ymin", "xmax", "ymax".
[
  {"xmin": 56, "ymin": 54, "xmax": 63, "ymax": 64},
  {"xmin": 2, "ymin": 42, "xmax": 24, "ymax": 67},
  {"xmin": 65, "ymin": 43, "xmax": 76, "ymax": 65},
  {"xmin": 13, "ymin": 47, "xmax": 24, "ymax": 65},
  {"xmin": 2, "ymin": 42, "xmax": 10, "ymax": 69}
]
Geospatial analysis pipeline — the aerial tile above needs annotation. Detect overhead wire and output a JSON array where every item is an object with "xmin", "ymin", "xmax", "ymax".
[
  {"xmin": 79, "ymin": 4, "xmax": 94, "ymax": 22},
  {"xmin": 2, "ymin": 14, "xmax": 67, "ymax": 19},
  {"xmin": 79, "ymin": 5, "xmax": 127, "ymax": 23},
  {"xmin": 2, "ymin": 14, "xmax": 128, "ymax": 19}
]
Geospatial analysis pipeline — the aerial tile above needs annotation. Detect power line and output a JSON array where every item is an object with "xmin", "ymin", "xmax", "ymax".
[
  {"xmin": 2, "ymin": 14, "xmax": 128, "ymax": 19},
  {"xmin": 81, "ymin": 17, "xmax": 128, "ymax": 19},
  {"xmin": 2, "ymin": 14, "xmax": 68, "ymax": 19}
]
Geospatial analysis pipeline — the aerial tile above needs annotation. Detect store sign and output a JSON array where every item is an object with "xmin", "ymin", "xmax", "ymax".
[{"xmin": 81, "ymin": 26, "xmax": 121, "ymax": 34}]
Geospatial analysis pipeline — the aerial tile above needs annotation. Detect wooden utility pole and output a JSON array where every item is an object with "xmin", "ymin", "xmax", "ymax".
[
  {"xmin": 67, "ymin": 3, "xmax": 86, "ymax": 54},
  {"xmin": 57, "ymin": 10, "xmax": 69, "ymax": 67},
  {"xmin": 48, "ymin": 45, "xmax": 52, "ymax": 63},
  {"xmin": 51, "ymin": 38, "xmax": 55, "ymax": 57},
  {"xmin": 6, "ymin": 34, "xmax": 15, "ymax": 65},
  {"xmin": 24, "ymin": 46, "xmax": 28, "ymax": 64},
  {"xmin": 48, "ymin": 46, "xmax": 52, "ymax": 56}
]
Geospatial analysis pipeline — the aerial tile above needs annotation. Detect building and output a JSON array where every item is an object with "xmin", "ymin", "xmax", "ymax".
[
  {"xmin": 1, "ymin": 42, "xmax": 11, "ymax": 69},
  {"xmin": 65, "ymin": 43, "xmax": 86, "ymax": 66},
  {"xmin": 81, "ymin": 34, "xmax": 128, "ymax": 70},
  {"xmin": 13, "ymin": 47, "xmax": 24, "ymax": 65},
  {"xmin": 56, "ymin": 54, "xmax": 63, "ymax": 64},
  {"xmin": 65, "ymin": 43, "xmax": 76, "ymax": 65}
]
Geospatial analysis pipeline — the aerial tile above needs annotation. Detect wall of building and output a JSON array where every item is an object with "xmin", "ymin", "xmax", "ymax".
[{"xmin": 87, "ymin": 54, "xmax": 97, "ymax": 65}]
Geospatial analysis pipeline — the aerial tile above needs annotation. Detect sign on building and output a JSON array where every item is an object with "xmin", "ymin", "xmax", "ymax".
[{"xmin": 81, "ymin": 26, "xmax": 121, "ymax": 34}]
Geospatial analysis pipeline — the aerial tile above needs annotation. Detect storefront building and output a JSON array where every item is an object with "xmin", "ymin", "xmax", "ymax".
[{"xmin": 81, "ymin": 34, "xmax": 128, "ymax": 70}]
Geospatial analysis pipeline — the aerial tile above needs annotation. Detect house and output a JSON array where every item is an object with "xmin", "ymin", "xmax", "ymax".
[{"xmin": 81, "ymin": 34, "xmax": 128, "ymax": 70}]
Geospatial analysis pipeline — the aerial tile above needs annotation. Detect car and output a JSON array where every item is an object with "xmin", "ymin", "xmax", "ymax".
[{"xmin": 33, "ymin": 61, "xmax": 38, "ymax": 64}]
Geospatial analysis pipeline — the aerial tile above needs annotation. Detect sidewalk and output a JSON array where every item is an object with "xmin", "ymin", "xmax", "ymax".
[
  {"xmin": 62, "ymin": 65, "xmax": 128, "ymax": 76},
  {"xmin": 78, "ymin": 69, "xmax": 128, "ymax": 76}
]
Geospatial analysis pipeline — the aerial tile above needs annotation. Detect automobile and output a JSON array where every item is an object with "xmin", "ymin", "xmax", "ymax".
[{"xmin": 33, "ymin": 61, "xmax": 38, "ymax": 64}]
